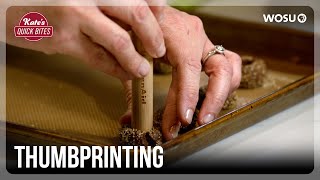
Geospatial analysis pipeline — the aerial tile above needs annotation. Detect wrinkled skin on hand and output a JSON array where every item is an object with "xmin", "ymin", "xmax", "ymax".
[
  {"xmin": 6, "ymin": 0, "xmax": 167, "ymax": 81},
  {"xmin": 120, "ymin": 7, "xmax": 242, "ymax": 141}
]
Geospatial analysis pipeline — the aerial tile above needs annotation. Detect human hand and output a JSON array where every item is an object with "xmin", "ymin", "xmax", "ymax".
[
  {"xmin": 159, "ymin": 7, "xmax": 242, "ymax": 140},
  {"xmin": 6, "ymin": 0, "xmax": 166, "ymax": 81},
  {"xmin": 120, "ymin": 7, "xmax": 241, "ymax": 141}
]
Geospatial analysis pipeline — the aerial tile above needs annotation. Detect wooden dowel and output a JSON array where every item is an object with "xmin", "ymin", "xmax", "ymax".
[{"xmin": 131, "ymin": 34, "xmax": 153, "ymax": 131}]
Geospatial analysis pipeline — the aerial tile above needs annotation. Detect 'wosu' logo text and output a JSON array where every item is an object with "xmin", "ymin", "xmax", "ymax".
[{"xmin": 263, "ymin": 13, "xmax": 307, "ymax": 23}]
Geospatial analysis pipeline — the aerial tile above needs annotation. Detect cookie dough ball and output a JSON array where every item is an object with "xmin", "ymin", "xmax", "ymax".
[
  {"xmin": 119, "ymin": 109, "xmax": 163, "ymax": 146},
  {"xmin": 240, "ymin": 55, "xmax": 267, "ymax": 89},
  {"xmin": 119, "ymin": 127, "xmax": 162, "ymax": 146},
  {"xmin": 120, "ymin": 84, "xmax": 239, "ymax": 146},
  {"xmin": 154, "ymin": 60, "xmax": 172, "ymax": 74},
  {"xmin": 222, "ymin": 92, "xmax": 237, "ymax": 110}
]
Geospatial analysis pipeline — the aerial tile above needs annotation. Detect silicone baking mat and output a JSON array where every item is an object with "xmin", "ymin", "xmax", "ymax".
[{"xmin": 5, "ymin": 46, "xmax": 312, "ymax": 145}]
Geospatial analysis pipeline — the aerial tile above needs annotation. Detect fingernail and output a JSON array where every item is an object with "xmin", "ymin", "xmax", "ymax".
[
  {"xmin": 202, "ymin": 114, "xmax": 215, "ymax": 124},
  {"xmin": 138, "ymin": 60, "xmax": 150, "ymax": 77},
  {"xmin": 185, "ymin": 108, "xmax": 194, "ymax": 124},
  {"xmin": 170, "ymin": 122, "xmax": 181, "ymax": 139},
  {"xmin": 157, "ymin": 42, "xmax": 166, "ymax": 58}
]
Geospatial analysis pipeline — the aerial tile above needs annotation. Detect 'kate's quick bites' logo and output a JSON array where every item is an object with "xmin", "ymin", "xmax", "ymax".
[{"xmin": 14, "ymin": 12, "xmax": 53, "ymax": 41}]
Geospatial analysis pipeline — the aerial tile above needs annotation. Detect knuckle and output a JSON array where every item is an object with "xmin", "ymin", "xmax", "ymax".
[
  {"xmin": 66, "ymin": 6, "xmax": 81, "ymax": 16},
  {"xmin": 132, "ymin": 3, "xmax": 149, "ymax": 23},
  {"xmin": 230, "ymin": 51, "xmax": 242, "ymax": 64},
  {"xmin": 185, "ymin": 59, "xmax": 202, "ymax": 73},
  {"xmin": 49, "ymin": 31, "xmax": 76, "ymax": 55},
  {"xmin": 214, "ymin": 61, "xmax": 233, "ymax": 77},
  {"xmin": 112, "ymin": 33, "xmax": 131, "ymax": 51},
  {"xmin": 188, "ymin": 89, "xmax": 199, "ymax": 104},
  {"xmin": 178, "ymin": 86, "xmax": 199, "ymax": 104},
  {"xmin": 190, "ymin": 15, "xmax": 204, "ymax": 32},
  {"xmin": 54, "ymin": 31, "xmax": 76, "ymax": 45},
  {"xmin": 214, "ymin": 97, "xmax": 225, "ymax": 108},
  {"xmin": 52, "ymin": 31, "xmax": 76, "ymax": 54},
  {"xmin": 180, "ymin": 11, "xmax": 189, "ymax": 18},
  {"xmin": 211, "ymin": 95, "xmax": 226, "ymax": 108}
]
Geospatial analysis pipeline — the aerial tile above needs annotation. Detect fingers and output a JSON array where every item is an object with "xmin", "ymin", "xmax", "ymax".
[
  {"xmin": 145, "ymin": 0, "xmax": 167, "ymax": 22},
  {"xmin": 225, "ymin": 50, "xmax": 242, "ymax": 93},
  {"xmin": 162, "ymin": 70, "xmax": 181, "ymax": 140},
  {"xmin": 100, "ymin": 0, "xmax": 166, "ymax": 58},
  {"xmin": 198, "ymin": 41, "xmax": 233, "ymax": 126},
  {"xmin": 162, "ymin": 57, "xmax": 202, "ymax": 141},
  {"xmin": 80, "ymin": 8, "xmax": 151, "ymax": 78},
  {"xmin": 162, "ymin": 46, "xmax": 202, "ymax": 140},
  {"xmin": 176, "ymin": 61, "xmax": 202, "ymax": 126},
  {"xmin": 62, "ymin": 33, "xmax": 132, "ymax": 81},
  {"xmin": 159, "ymin": 8, "xmax": 204, "ymax": 139}
]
